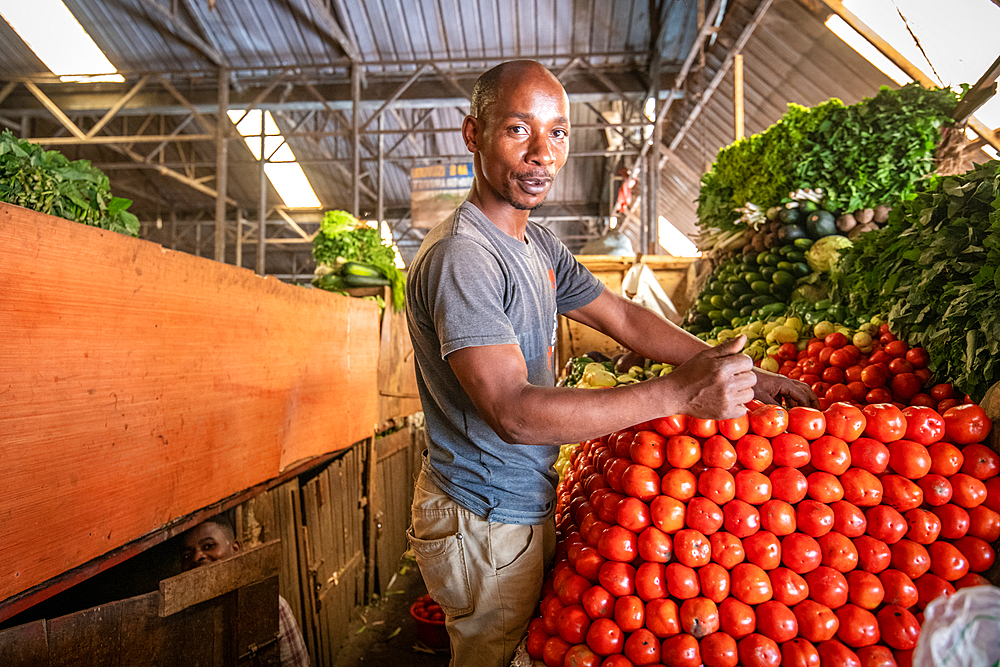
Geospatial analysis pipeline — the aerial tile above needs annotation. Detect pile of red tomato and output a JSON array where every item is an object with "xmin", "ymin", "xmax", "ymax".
[
  {"xmin": 528, "ymin": 397, "xmax": 998, "ymax": 667},
  {"xmin": 412, "ymin": 593, "xmax": 445, "ymax": 623},
  {"xmin": 769, "ymin": 324, "xmax": 962, "ymax": 414}
]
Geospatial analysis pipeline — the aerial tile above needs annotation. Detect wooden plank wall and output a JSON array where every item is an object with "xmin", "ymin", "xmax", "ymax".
[
  {"xmin": 0, "ymin": 203, "xmax": 379, "ymax": 606},
  {"xmin": 377, "ymin": 292, "xmax": 422, "ymax": 428},
  {"xmin": 374, "ymin": 423, "xmax": 423, "ymax": 593},
  {"xmin": 557, "ymin": 255, "xmax": 697, "ymax": 371}
]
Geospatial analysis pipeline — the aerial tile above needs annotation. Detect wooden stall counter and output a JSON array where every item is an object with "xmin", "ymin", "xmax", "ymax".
[{"xmin": 0, "ymin": 203, "xmax": 380, "ymax": 616}]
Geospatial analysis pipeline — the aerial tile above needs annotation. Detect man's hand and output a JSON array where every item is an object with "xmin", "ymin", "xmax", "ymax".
[
  {"xmin": 753, "ymin": 367, "xmax": 819, "ymax": 408},
  {"xmin": 657, "ymin": 335, "xmax": 757, "ymax": 420}
]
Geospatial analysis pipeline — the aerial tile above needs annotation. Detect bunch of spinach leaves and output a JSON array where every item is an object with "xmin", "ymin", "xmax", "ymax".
[
  {"xmin": 0, "ymin": 130, "xmax": 139, "ymax": 236},
  {"xmin": 312, "ymin": 209, "xmax": 406, "ymax": 312},
  {"xmin": 831, "ymin": 160, "xmax": 1000, "ymax": 400}
]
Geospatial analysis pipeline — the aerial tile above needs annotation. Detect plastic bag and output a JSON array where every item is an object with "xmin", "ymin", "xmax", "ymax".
[
  {"xmin": 914, "ymin": 585, "xmax": 1000, "ymax": 667},
  {"xmin": 622, "ymin": 263, "xmax": 681, "ymax": 324}
]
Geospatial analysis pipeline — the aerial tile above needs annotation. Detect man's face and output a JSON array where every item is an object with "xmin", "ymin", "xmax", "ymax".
[
  {"xmin": 468, "ymin": 68, "xmax": 571, "ymax": 211},
  {"xmin": 181, "ymin": 522, "xmax": 240, "ymax": 570}
]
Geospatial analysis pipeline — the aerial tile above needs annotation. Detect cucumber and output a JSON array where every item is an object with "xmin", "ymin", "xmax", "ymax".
[
  {"xmin": 342, "ymin": 273, "xmax": 391, "ymax": 287},
  {"xmin": 341, "ymin": 261, "xmax": 383, "ymax": 278}
]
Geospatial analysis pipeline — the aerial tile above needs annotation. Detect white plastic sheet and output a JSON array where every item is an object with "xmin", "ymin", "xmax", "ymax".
[{"xmin": 914, "ymin": 585, "xmax": 1000, "ymax": 667}]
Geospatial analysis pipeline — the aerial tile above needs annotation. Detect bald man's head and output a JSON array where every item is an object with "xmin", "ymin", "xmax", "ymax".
[{"xmin": 471, "ymin": 60, "xmax": 566, "ymax": 126}]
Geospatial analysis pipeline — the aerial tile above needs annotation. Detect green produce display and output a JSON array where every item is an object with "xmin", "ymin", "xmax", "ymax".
[
  {"xmin": 312, "ymin": 209, "xmax": 406, "ymax": 311},
  {"xmin": 0, "ymin": 130, "xmax": 139, "ymax": 236},
  {"xmin": 831, "ymin": 159, "xmax": 1000, "ymax": 401},
  {"xmin": 697, "ymin": 84, "xmax": 960, "ymax": 251}
]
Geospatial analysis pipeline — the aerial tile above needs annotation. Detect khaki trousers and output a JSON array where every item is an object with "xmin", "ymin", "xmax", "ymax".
[{"xmin": 407, "ymin": 468, "xmax": 556, "ymax": 667}]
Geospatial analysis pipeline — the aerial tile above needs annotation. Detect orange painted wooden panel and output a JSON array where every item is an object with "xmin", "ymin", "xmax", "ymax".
[{"xmin": 0, "ymin": 203, "xmax": 379, "ymax": 604}]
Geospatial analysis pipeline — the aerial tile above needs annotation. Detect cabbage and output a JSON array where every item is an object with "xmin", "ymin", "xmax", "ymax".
[{"xmin": 806, "ymin": 235, "xmax": 853, "ymax": 272}]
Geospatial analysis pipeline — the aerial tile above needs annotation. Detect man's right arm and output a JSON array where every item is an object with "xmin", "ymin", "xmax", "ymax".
[{"xmin": 447, "ymin": 335, "xmax": 756, "ymax": 447}]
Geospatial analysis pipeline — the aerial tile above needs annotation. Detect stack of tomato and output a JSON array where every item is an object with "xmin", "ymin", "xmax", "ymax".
[
  {"xmin": 768, "ymin": 324, "xmax": 962, "ymax": 413},
  {"xmin": 528, "ymin": 399, "xmax": 998, "ymax": 667}
]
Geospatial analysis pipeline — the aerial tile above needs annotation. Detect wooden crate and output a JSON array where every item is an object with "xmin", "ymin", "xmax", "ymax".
[
  {"xmin": 556, "ymin": 255, "xmax": 697, "ymax": 370},
  {"xmin": 0, "ymin": 203, "xmax": 379, "ymax": 611}
]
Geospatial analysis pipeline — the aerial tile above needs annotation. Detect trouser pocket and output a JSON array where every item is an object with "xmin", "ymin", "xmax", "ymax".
[{"xmin": 406, "ymin": 524, "xmax": 474, "ymax": 617}]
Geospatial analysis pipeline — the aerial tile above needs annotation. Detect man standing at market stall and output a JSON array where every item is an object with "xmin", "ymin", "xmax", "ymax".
[{"xmin": 405, "ymin": 59, "xmax": 815, "ymax": 667}]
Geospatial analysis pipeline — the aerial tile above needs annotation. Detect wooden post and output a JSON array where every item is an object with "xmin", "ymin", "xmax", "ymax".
[
  {"xmin": 351, "ymin": 64, "xmax": 361, "ymax": 218},
  {"xmin": 257, "ymin": 124, "xmax": 267, "ymax": 276},
  {"xmin": 364, "ymin": 436, "xmax": 378, "ymax": 599},
  {"xmin": 734, "ymin": 54, "xmax": 744, "ymax": 141},
  {"xmin": 214, "ymin": 68, "xmax": 229, "ymax": 262}
]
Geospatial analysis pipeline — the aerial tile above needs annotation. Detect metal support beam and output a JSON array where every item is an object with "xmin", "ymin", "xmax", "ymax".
[
  {"xmin": 351, "ymin": 63, "xmax": 361, "ymax": 216},
  {"xmin": 734, "ymin": 53, "xmax": 744, "ymax": 140},
  {"xmin": 304, "ymin": 0, "xmax": 363, "ymax": 64},
  {"xmin": 818, "ymin": 0, "xmax": 999, "ymax": 152},
  {"xmin": 257, "ymin": 126, "xmax": 267, "ymax": 275},
  {"xmin": 359, "ymin": 64, "xmax": 429, "ymax": 134},
  {"xmin": 215, "ymin": 69, "xmax": 229, "ymax": 262},
  {"xmin": 23, "ymin": 82, "xmax": 86, "ymax": 139},
  {"xmin": 88, "ymin": 75, "xmax": 151, "ymax": 138},
  {"xmin": 377, "ymin": 113, "xmax": 384, "ymax": 226},
  {"xmin": 144, "ymin": 0, "xmax": 228, "ymax": 69},
  {"xmin": 430, "ymin": 63, "xmax": 473, "ymax": 101},
  {"xmin": 27, "ymin": 132, "xmax": 214, "ymax": 145},
  {"xmin": 579, "ymin": 59, "xmax": 646, "ymax": 120}
]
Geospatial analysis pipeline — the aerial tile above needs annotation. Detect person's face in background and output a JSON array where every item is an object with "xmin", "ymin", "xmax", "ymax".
[{"xmin": 181, "ymin": 521, "xmax": 241, "ymax": 570}]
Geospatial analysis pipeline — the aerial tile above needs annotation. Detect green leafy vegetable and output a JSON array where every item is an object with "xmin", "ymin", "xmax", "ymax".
[
  {"xmin": 0, "ymin": 130, "xmax": 139, "ymax": 236},
  {"xmin": 831, "ymin": 160, "xmax": 1000, "ymax": 400},
  {"xmin": 312, "ymin": 209, "xmax": 406, "ymax": 311}
]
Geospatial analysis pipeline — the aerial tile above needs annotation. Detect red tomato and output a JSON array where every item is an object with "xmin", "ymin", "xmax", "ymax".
[
  {"xmin": 526, "ymin": 628, "xmax": 549, "ymax": 660},
  {"xmin": 652, "ymin": 414, "xmax": 689, "ymax": 437},
  {"xmin": 930, "ymin": 383, "xmax": 955, "ymax": 401},
  {"xmin": 818, "ymin": 640, "xmax": 863, "ymax": 667},
  {"xmin": 807, "ymin": 471, "xmax": 845, "ymax": 504},
  {"xmin": 781, "ymin": 638, "xmax": 821, "ymax": 667},
  {"xmin": 943, "ymin": 404, "xmax": 991, "ymax": 445},
  {"xmin": 756, "ymin": 600, "xmax": 798, "ymax": 643},
  {"xmin": 832, "ymin": 500, "xmax": 868, "ymax": 537},
  {"xmin": 622, "ymin": 464, "xmax": 660, "ymax": 501},
  {"xmin": 750, "ymin": 406, "xmax": 789, "ymax": 438},
  {"xmin": 710, "ymin": 531, "xmax": 746, "ymax": 569},
  {"xmin": 684, "ymin": 490, "xmax": 722, "ymax": 529},
  {"xmin": 931, "ymin": 504, "xmax": 971, "ymax": 540},
  {"xmin": 665, "ymin": 562, "xmax": 701, "ymax": 600},
  {"xmin": 558, "ymin": 572, "xmax": 593, "ymax": 605},
  {"xmin": 781, "ymin": 532, "xmax": 823, "ymax": 574},
  {"xmin": 901, "ymin": 406, "xmax": 945, "ymax": 445},
  {"xmin": 615, "ymin": 497, "xmax": 651, "ymax": 533},
  {"xmin": 805, "ymin": 565, "xmax": 849, "ymax": 608},
  {"xmin": 847, "ymin": 570, "xmax": 885, "ymax": 609},
  {"xmin": 699, "ymin": 468, "xmax": 737, "ymax": 505},
  {"xmin": 719, "ymin": 596, "xmax": 757, "ymax": 639},
  {"xmin": 903, "ymin": 508, "xmax": 942, "ymax": 545},
  {"xmin": 789, "ymin": 407, "xmax": 827, "ymax": 440},
  {"xmin": 736, "ymin": 469, "xmax": 773, "ymax": 505},
  {"xmin": 598, "ymin": 560, "xmax": 635, "ymax": 597},
  {"xmin": 661, "ymin": 633, "xmax": 701, "ymax": 667},
  {"xmin": 650, "ymin": 495, "xmax": 685, "ymax": 533},
  {"xmin": 770, "ymin": 467, "xmax": 809, "ymax": 504},
  {"xmin": 674, "ymin": 528, "xmax": 712, "ymax": 568},
  {"xmin": 841, "ymin": 468, "xmax": 884, "ymax": 507},
  {"xmin": 738, "ymin": 633, "xmax": 782, "ymax": 667},
  {"xmin": 724, "ymin": 499, "xmax": 761, "ymax": 538},
  {"xmin": 564, "ymin": 645, "xmax": 602, "ymax": 667},
  {"xmin": 825, "ymin": 402, "xmax": 867, "ymax": 442},
  {"xmin": 905, "ymin": 347, "xmax": 929, "ymax": 368},
  {"xmin": 701, "ymin": 632, "xmax": 738, "ymax": 667},
  {"xmin": 961, "ymin": 443, "xmax": 1000, "ymax": 480},
  {"xmin": 797, "ymin": 499, "xmax": 835, "ymax": 538},
  {"xmin": 731, "ymin": 562, "xmax": 773, "ymax": 605},
  {"xmin": 760, "ymin": 499, "xmax": 797, "ymax": 536},
  {"xmin": 889, "ymin": 539, "xmax": 932, "ymax": 580},
  {"xmin": 770, "ymin": 567, "xmax": 810, "ymax": 606},
  {"xmin": 744, "ymin": 531, "xmax": 782, "ymax": 570},
  {"xmin": 585, "ymin": 617, "xmax": 623, "ymax": 656},
  {"xmin": 890, "ymin": 373, "xmax": 922, "ymax": 403},
  {"xmin": 635, "ymin": 561, "xmax": 668, "ymax": 601},
  {"xmin": 660, "ymin": 468, "xmax": 697, "ymax": 501},
  {"xmin": 637, "ymin": 525, "xmax": 673, "ymax": 563},
  {"xmin": 861, "ymin": 404, "xmax": 907, "ymax": 442},
  {"xmin": 878, "ymin": 569, "xmax": 918, "ymax": 608},
  {"xmin": 914, "ymin": 573, "xmax": 955, "ymax": 610},
  {"xmin": 623, "ymin": 627, "xmax": 661, "ymax": 665},
  {"xmin": 630, "ymin": 430, "xmax": 667, "ymax": 468},
  {"xmin": 556, "ymin": 604, "xmax": 593, "ymax": 644},
  {"xmin": 927, "ymin": 541, "xmax": 970, "ymax": 581},
  {"xmin": 968, "ymin": 505, "xmax": 1000, "ymax": 541},
  {"xmin": 951, "ymin": 473, "xmax": 988, "ymax": 508},
  {"xmin": 866, "ymin": 505, "xmax": 908, "ymax": 544},
  {"xmin": 954, "ymin": 573, "xmax": 992, "ymax": 590},
  {"xmin": 887, "ymin": 440, "xmax": 932, "ymax": 479},
  {"xmin": 854, "ymin": 535, "xmax": 892, "ymax": 574},
  {"xmin": 928, "ymin": 442, "xmax": 965, "ymax": 476},
  {"xmin": 699, "ymin": 562, "xmax": 732, "ymax": 603},
  {"xmin": 810, "ymin": 435, "xmax": 852, "ymax": 475},
  {"xmin": 835, "ymin": 604, "xmax": 881, "ymax": 648},
  {"xmin": 581, "ymin": 585, "xmax": 615, "ymax": 620},
  {"xmin": 719, "ymin": 413, "xmax": 750, "ymax": 440},
  {"xmin": 644, "ymin": 597, "xmax": 680, "ymax": 638},
  {"xmin": 881, "ymin": 475, "xmax": 924, "ymax": 512},
  {"xmin": 861, "ymin": 364, "xmax": 890, "ymax": 389},
  {"xmin": 876, "ymin": 605, "xmax": 920, "ymax": 651},
  {"xmin": 849, "ymin": 437, "xmax": 890, "ymax": 475},
  {"xmin": 737, "ymin": 434, "xmax": 775, "ymax": 472},
  {"xmin": 542, "ymin": 635, "xmax": 572, "ymax": 666},
  {"xmin": 917, "ymin": 474, "xmax": 953, "ymax": 507},
  {"xmin": 702, "ymin": 435, "xmax": 738, "ymax": 469},
  {"xmin": 793, "ymin": 599, "xmax": 840, "ymax": 642},
  {"xmin": 772, "ymin": 433, "xmax": 812, "ymax": 468},
  {"xmin": 689, "ymin": 417, "xmax": 719, "ymax": 439},
  {"xmin": 679, "ymin": 597, "xmax": 720, "ymax": 638},
  {"xmin": 613, "ymin": 595, "xmax": 645, "ymax": 633},
  {"xmin": 598, "ymin": 525, "xmax": 638, "ymax": 562}
]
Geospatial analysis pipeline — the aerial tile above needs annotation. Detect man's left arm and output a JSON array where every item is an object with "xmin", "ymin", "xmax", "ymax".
[{"xmin": 565, "ymin": 289, "xmax": 817, "ymax": 408}]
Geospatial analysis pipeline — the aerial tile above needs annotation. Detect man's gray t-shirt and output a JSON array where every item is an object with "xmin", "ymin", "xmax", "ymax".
[{"xmin": 406, "ymin": 202, "xmax": 605, "ymax": 524}]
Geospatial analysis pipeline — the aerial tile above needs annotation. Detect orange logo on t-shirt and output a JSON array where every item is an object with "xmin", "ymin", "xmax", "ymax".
[{"xmin": 547, "ymin": 268, "xmax": 556, "ymax": 290}]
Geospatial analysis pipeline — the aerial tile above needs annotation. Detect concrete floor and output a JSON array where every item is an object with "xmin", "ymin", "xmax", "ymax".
[{"xmin": 331, "ymin": 555, "xmax": 450, "ymax": 667}]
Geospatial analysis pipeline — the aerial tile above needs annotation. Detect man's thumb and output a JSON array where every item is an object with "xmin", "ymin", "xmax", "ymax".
[{"xmin": 704, "ymin": 334, "xmax": 747, "ymax": 357}]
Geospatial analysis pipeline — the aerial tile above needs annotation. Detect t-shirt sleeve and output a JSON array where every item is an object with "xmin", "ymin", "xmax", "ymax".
[
  {"xmin": 419, "ymin": 236, "xmax": 519, "ymax": 359},
  {"xmin": 547, "ymin": 233, "xmax": 605, "ymax": 313}
]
